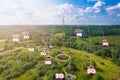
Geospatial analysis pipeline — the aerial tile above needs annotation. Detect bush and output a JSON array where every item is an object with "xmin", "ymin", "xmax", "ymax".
[
  {"xmin": 100, "ymin": 62, "xmax": 105, "ymax": 65},
  {"xmin": 37, "ymin": 66, "xmax": 47, "ymax": 77},
  {"xmin": 66, "ymin": 61, "xmax": 77, "ymax": 72},
  {"xmin": 95, "ymin": 74, "xmax": 104, "ymax": 80},
  {"xmin": 82, "ymin": 74, "xmax": 92, "ymax": 80},
  {"xmin": 31, "ymin": 75, "xmax": 38, "ymax": 80}
]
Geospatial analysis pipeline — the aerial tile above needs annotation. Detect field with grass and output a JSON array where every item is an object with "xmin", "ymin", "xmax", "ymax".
[
  {"xmin": 91, "ymin": 35, "xmax": 120, "ymax": 46},
  {"xmin": 0, "ymin": 47, "xmax": 120, "ymax": 80},
  {"xmin": 0, "ymin": 26, "xmax": 120, "ymax": 80}
]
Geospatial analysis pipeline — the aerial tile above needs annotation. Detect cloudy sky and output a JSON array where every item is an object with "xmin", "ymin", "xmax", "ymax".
[{"xmin": 0, "ymin": 0, "xmax": 120, "ymax": 25}]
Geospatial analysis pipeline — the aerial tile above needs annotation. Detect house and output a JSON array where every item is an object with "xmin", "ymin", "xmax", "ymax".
[{"xmin": 27, "ymin": 44, "xmax": 35, "ymax": 51}]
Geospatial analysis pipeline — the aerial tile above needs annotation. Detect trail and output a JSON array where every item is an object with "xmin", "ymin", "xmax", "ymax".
[{"xmin": 52, "ymin": 56, "xmax": 68, "ymax": 75}]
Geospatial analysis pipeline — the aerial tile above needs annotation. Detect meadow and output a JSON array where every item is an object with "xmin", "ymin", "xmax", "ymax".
[{"xmin": 0, "ymin": 25, "xmax": 120, "ymax": 80}]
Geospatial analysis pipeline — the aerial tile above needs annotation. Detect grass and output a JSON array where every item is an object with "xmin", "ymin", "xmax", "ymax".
[
  {"xmin": 91, "ymin": 35, "xmax": 120, "ymax": 46},
  {"xmin": 50, "ymin": 47, "xmax": 120, "ymax": 80},
  {"xmin": 0, "ymin": 42, "xmax": 120, "ymax": 80}
]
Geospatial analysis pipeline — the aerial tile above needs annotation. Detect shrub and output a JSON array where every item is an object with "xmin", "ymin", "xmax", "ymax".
[
  {"xmin": 37, "ymin": 69, "xmax": 46, "ymax": 77},
  {"xmin": 95, "ymin": 74, "xmax": 104, "ymax": 80}
]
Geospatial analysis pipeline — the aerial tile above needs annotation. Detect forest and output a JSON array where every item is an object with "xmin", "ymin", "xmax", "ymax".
[{"xmin": 0, "ymin": 25, "xmax": 120, "ymax": 80}]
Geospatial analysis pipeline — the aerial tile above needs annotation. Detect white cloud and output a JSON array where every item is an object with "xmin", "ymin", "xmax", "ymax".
[
  {"xmin": 106, "ymin": 3, "xmax": 120, "ymax": 17},
  {"xmin": 78, "ymin": 7, "xmax": 93, "ymax": 16},
  {"xmin": 78, "ymin": 8, "xmax": 85, "ymax": 16},
  {"xmin": 85, "ymin": 7, "xmax": 93, "ymax": 13},
  {"xmin": 0, "ymin": 0, "xmax": 60, "ymax": 25},
  {"xmin": 54, "ymin": 3, "xmax": 74, "ymax": 15},
  {"xmin": 78, "ymin": 1, "xmax": 105, "ymax": 16},
  {"xmin": 93, "ymin": 0, "xmax": 105, "ymax": 13},
  {"xmin": 93, "ymin": 1, "xmax": 105, "ymax": 8},
  {"xmin": 0, "ymin": 0, "xmax": 119, "ymax": 25},
  {"xmin": 106, "ymin": 3, "xmax": 120, "ymax": 11}
]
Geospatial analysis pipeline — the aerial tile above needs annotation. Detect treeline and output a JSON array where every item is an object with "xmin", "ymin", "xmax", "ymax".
[
  {"xmin": 20, "ymin": 25, "xmax": 120, "ymax": 66},
  {"xmin": 63, "ymin": 25, "xmax": 120, "ymax": 37},
  {"xmin": 34, "ymin": 25, "xmax": 120, "ymax": 66}
]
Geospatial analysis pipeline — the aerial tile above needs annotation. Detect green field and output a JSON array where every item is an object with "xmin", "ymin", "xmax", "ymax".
[
  {"xmin": 91, "ymin": 35, "xmax": 120, "ymax": 46},
  {"xmin": 0, "ymin": 47, "xmax": 120, "ymax": 80},
  {"xmin": 0, "ymin": 26, "xmax": 120, "ymax": 80}
]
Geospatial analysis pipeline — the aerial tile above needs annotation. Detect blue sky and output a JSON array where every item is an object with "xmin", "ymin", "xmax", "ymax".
[{"xmin": 0, "ymin": 0, "xmax": 120, "ymax": 25}]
